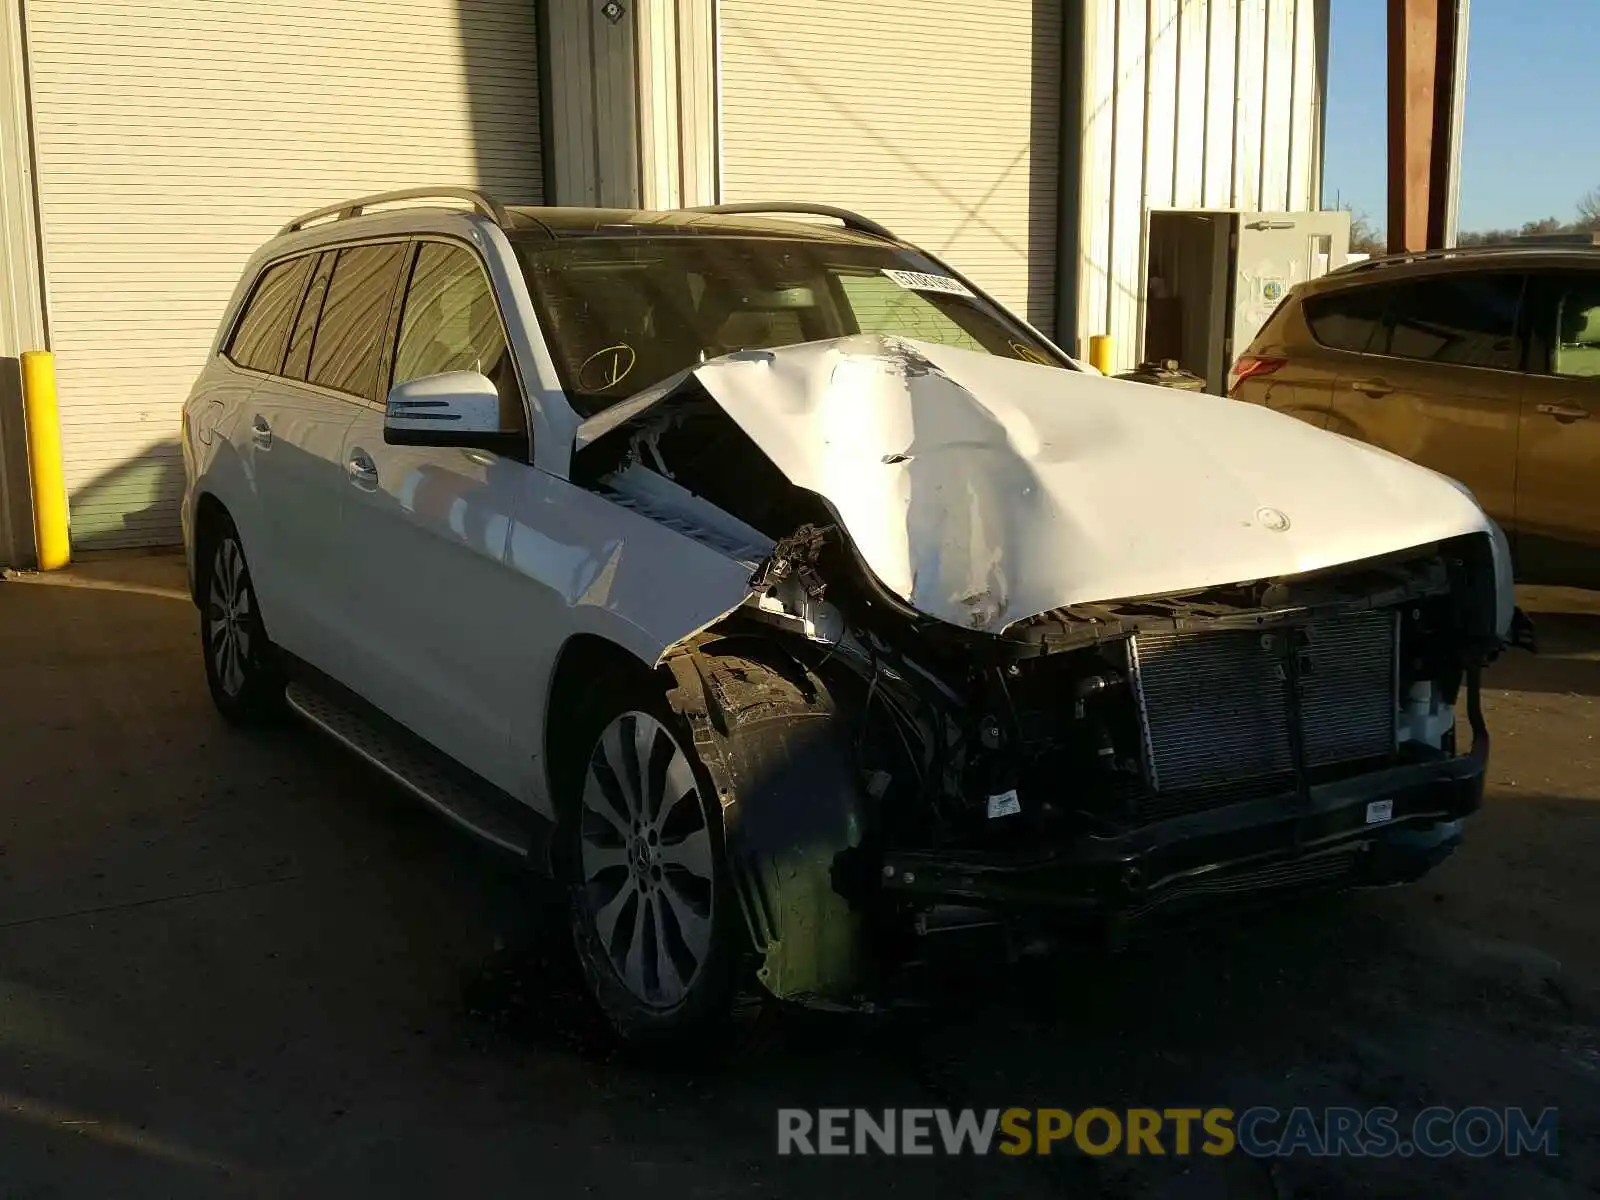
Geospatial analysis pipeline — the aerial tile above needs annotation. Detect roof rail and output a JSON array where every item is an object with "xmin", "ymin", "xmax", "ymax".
[
  {"xmin": 279, "ymin": 187, "xmax": 509, "ymax": 236},
  {"xmin": 1333, "ymin": 241, "xmax": 1600, "ymax": 275},
  {"xmin": 683, "ymin": 202, "xmax": 896, "ymax": 241}
]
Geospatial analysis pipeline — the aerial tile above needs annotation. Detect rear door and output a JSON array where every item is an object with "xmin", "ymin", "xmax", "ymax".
[
  {"xmin": 1514, "ymin": 270, "xmax": 1600, "ymax": 585},
  {"xmin": 1325, "ymin": 271, "xmax": 1528, "ymax": 532},
  {"xmin": 244, "ymin": 250, "xmax": 363, "ymax": 667}
]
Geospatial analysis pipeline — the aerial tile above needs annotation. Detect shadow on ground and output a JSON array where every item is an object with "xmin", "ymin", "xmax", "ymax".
[{"xmin": 1, "ymin": 564, "xmax": 1596, "ymax": 1197}]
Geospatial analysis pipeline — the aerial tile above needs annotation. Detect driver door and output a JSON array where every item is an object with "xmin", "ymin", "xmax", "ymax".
[{"xmin": 338, "ymin": 240, "xmax": 530, "ymax": 795}]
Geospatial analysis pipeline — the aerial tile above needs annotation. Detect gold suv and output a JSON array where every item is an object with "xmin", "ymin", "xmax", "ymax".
[{"xmin": 1230, "ymin": 245, "xmax": 1600, "ymax": 586}]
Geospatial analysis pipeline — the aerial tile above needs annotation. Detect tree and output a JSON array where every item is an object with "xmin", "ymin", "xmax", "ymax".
[
  {"xmin": 1457, "ymin": 190, "xmax": 1600, "ymax": 245},
  {"xmin": 1579, "ymin": 188, "xmax": 1600, "ymax": 231},
  {"xmin": 1347, "ymin": 210, "xmax": 1386, "ymax": 255}
]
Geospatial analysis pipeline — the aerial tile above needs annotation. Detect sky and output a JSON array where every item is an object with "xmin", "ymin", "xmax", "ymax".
[{"xmin": 1321, "ymin": 0, "xmax": 1597, "ymax": 235}]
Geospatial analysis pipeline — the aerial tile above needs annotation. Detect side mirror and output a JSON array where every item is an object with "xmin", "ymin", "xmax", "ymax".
[{"xmin": 383, "ymin": 371, "xmax": 525, "ymax": 457}]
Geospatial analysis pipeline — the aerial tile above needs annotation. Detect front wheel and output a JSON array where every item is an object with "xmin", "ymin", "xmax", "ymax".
[
  {"xmin": 198, "ymin": 517, "xmax": 282, "ymax": 724},
  {"xmin": 566, "ymin": 697, "xmax": 738, "ymax": 1047}
]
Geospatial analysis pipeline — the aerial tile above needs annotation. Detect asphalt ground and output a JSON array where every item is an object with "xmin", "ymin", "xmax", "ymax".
[{"xmin": 0, "ymin": 554, "xmax": 1596, "ymax": 1198}]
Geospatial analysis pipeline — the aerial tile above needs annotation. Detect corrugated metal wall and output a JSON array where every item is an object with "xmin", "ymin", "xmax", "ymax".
[
  {"xmin": 1077, "ymin": 0, "xmax": 1327, "ymax": 371},
  {"xmin": 636, "ymin": 0, "xmax": 717, "ymax": 209},
  {"xmin": 718, "ymin": 0, "xmax": 1061, "ymax": 330},
  {"xmin": 544, "ymin": 0, "xmax": 639, "ymax": 208},
  {"xmin": 25, "ymin": 0, "xmax": 543, "ymax": 549},
  {"xmin": 0, "ymin": 0, "xmax": 45, "ymax": 566}
]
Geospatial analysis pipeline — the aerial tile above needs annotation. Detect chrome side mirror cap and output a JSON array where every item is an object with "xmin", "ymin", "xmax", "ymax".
[{"xmin": 383, "ymin": 371, "xmax": 523, "ymax": 456}]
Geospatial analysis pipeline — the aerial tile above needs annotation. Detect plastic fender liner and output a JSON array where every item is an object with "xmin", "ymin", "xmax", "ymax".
[{"xmin": 662, "ymin": 638, "xmax": 870, "ymax": 1006}]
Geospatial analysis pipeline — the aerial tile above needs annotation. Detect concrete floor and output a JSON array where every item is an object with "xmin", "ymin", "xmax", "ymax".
[{"xmin": 1, "ymin": 554, "xmax": 1597, "ymax": 1198}]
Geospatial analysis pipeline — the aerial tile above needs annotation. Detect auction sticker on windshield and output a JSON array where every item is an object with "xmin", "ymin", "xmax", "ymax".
[{"xmin": 882, "ymin": 268, "xmax": 975, "ymax": 298}]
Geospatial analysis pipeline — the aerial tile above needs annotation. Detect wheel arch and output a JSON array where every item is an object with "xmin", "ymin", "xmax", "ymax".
[
  {"xmin": 541, "ymin": 631, "xmax": 667, "ymax": 817},
  {"xmin": 542, "ymin": 626, "xmax": 875, "ymax": 1006},
  {"xmin": 189, "ymin": 491, "xmax": 233, "ymax": 607},
  {"xmin": 657, "ymin": 635, "xmax": 873, "ymax": 1007}
]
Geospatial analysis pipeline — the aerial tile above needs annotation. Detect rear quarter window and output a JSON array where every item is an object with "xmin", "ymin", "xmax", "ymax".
[
  {"xmin": 1302, "ymin": 284, "xmax": 1388, "ymax": 354},
  {"xmin": 226, "ymin": 255, "xmax": 312, "ymax": 373}
]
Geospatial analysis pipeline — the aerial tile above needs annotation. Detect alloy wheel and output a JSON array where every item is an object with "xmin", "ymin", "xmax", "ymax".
[
  {"xmin": 578, "ymin": 711, "xmax": 716, "ymax": 1008},
  {"xmin": 207, "ymin": 538, "xmax": 252, "ymax": 697}
]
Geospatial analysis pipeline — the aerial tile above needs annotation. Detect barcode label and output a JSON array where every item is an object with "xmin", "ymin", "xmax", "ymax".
[{"xmin": 882, "ymin": 268, "xmax": 975, "ymax": 297}]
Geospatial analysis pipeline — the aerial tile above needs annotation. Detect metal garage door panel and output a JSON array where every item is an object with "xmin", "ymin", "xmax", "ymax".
[
  {"xmin": 717, "ymin": 0, "xmax": 1059, "ymax": 331},
  {"xmin": 26, "ymin": 0, "xmax": 543, "ymax": 549}
]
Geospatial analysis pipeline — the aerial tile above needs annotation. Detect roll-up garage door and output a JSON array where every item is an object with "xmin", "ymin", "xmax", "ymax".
[
  {"xmin": 25, "ymin": 0, "xmax": 543, "ymax": 548},
  {"xmin": 717, "ymin": 0, "xmax": 1059, "ymax": 331}
]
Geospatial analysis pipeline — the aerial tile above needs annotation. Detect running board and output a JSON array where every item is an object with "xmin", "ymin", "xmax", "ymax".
[{"xmin": 285, "ymin": 679, "xmax": 547, "ymax": 864}]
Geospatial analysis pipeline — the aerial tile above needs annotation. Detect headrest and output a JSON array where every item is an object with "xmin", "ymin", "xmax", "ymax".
[{"xmin": 1565, "ymin": 302, "xmax": 1600, "ymax": 345}]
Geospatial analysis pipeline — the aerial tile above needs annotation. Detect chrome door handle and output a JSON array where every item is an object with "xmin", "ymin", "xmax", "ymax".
[
  {"xmin": 1347, "ymin": 378, "xmax": 1393, "ymax": 398},
  {"xmin": 1536, "ymin": 403, "xmax": 1590, "ymax": 422},
  {"xmin": 346, "ymin": 449, "xmax": 379, "ymax": 489},
  {"xmin": 250, "ymin": 415, "xmax": 272, "ymax": 448}
]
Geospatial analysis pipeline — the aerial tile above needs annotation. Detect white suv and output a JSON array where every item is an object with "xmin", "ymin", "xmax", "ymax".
[{"xmin": 183, "ymin": 189, "xmax": 1512, "ymax": 1045}]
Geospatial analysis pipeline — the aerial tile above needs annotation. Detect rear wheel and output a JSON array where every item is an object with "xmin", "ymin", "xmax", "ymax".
[
  {"xmin": 565, "ymin": 692, "xmax": 737, "ymax": 1047},
  {"xmin": 198, "ymin": 516, "xmax": 282, "ymax": 723}
]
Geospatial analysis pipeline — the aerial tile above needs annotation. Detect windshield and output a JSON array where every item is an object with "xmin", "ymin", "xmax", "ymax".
[{"xmin": 512, "ymin": 235, "xmax": 1067, "ymax": 415}]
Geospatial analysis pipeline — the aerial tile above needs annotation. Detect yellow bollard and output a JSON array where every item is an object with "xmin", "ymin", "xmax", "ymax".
[
  {"xmin": 21, "ymin": 350, "xmax": 70, "ymax": 570},
  {"xmin": 1088, "ymin": 334, "xmax": 1114, "ymax": 375}
]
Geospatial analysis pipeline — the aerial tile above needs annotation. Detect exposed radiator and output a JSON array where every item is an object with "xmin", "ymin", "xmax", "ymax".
[{"xmin": 1130, "ymin": 609, "xmax": 1398, "ymax": 795}]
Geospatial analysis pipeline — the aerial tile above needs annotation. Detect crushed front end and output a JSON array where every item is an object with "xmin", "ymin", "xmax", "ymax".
[
  {"xmin": 851, "ymin": 532, "xmax": 1497, "ymax": 963},
  {"xmin": 693, "ymin": 525, "xmax": 1502, "ymax": 1005},
  {"xmin": 572, "ymin": 337, "xmax": 1508, "ymax": 1008}
]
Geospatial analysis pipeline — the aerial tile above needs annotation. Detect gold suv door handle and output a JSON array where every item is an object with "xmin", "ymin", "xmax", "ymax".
[
  {"xmin": 1536, "ymin": 403, "xmax": 1590, "ymax": 422},
  {"xmin": 1347, "ymin": 378, "xmax": 1393, "ymax": 398}
]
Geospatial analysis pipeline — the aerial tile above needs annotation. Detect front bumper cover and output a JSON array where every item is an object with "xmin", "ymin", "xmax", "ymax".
[{"xmin": 882, "ymin": 674, "xmax": 1488, "ymax": 927}]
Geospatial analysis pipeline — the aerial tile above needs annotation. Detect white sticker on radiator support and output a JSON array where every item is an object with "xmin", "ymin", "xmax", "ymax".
[
  {"xmin": 987, "ymin": 789, "xmax": 1022, "ymax": 819},
  {"xmin": 1365, "ymin": 799, "xmax": 1394, "ymax": 825}
]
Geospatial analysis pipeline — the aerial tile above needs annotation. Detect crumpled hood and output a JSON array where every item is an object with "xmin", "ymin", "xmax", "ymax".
[{"xmin": 603, "ymin": 335, "xmax": 1497, "ymax": 633}]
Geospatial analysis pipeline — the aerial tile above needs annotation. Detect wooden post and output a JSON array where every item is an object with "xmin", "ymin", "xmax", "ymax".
[{"xmin": 1387, "ymin": 0, "xmax": 1462, "ymax": 253}]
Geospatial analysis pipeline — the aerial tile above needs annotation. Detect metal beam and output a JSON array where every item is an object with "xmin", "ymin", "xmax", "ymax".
[
  {"xmin": 1, "ymin": 0, "xmax": 49, "ymax": 567},
  {"xmin": 1387, "ymin": 0, "xmax": 1464, "ymax": 252},
  {"xmin": 1053, "ymin": 0, "xmax": 1087, "ymax": 350}
]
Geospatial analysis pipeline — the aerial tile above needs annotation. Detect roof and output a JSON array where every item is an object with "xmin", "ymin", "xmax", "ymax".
[
  {"xmin": 273, "ymin": 188, "xmax": 901, "ymax": 249},
  {"xmin": 1327, "ymin": 242, "xmax": 1600, "ymax": 280},
  {"xmin": 502, "ymin": 205, "xmax": 896, "ymax": 246}
]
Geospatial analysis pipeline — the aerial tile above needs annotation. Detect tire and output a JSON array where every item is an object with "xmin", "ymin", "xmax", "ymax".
[
  {"xmin": 563, "ymin": 683, "xmax": 739, "ymax": 1049},
  {"xmin": 198, "ymin": 515, "xmax": 283, "ymax": 724}
]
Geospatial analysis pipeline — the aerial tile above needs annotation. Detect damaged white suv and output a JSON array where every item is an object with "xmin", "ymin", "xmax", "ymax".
[{"xmin": 182, "ymin": 189, "xmax": 1512, "ymax": 1043}]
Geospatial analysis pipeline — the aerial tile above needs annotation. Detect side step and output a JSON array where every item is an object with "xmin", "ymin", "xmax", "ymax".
[{"xmin": 284, "ymin": 679, "xmax": 548, "ymax": 865}]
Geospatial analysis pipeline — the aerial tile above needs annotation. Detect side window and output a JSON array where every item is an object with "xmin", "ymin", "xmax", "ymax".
[
  {"xmin": 307, "ymin": 243, "xmax": 407, "ymax": 400},
  {"xmin": 283, "ymin": 251, "xmax": 336, "ymax": 381},
  {"xmin": 1303, "ymin": 285, "xmax": 1390, "ymax": 354},
  {"xmin": 1383, "ymin": 273, "xmax": 1525, "ymax": 370},
  {"xmin": 227, "ymin": 256, "xmax": 312, "ymax": 373},
  {"xmin": 837, "ymin": 272, "xmax": 985, "ymax": 353},
  {"xmin": 394, "ymin": 242, "xmax": 523, "ymax": 432},
  {"xmin": 1550, "ymin": 276, "xmax": 1600, "ymax": 380}
]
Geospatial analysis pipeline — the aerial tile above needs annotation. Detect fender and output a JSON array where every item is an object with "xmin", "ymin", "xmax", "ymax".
[
  {"xmin": 189, "ymin": 438, "xmax": 267, "ymax": 601},
  {"xmin": 661, "ymin": 638, "xmax": 873, "ymax": 1006}
]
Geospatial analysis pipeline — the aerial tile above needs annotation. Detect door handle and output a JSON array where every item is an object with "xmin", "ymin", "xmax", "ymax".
[
  {"xmin": 1347, "ymin": 378, "xmax": 1393, "ymax": 398},
  {"xmin": 1535, "ymin": 403, "xmax": 1590, "ymax": 422},
  {"xmin": 346, "ymin": 449, "xmax": 379, "ymax": 489},
  {"xmin": 250, "ymin": 415, "xmax": 272, "ymax": 448}
]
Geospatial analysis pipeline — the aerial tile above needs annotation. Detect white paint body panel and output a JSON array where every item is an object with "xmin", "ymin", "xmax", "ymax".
[
  {"xmin": 672, "ymin": 336, "xmax": 1499, "ymax": 633},
  {"xmin": 184, "ymin": 212, "xmax": 1507, "ymax": 831}
]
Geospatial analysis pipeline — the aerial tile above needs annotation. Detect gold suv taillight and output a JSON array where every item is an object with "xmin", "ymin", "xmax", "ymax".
[{"xmin": 1228, "ymin": 355, "xmax": 1285, "ymax": 397}]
